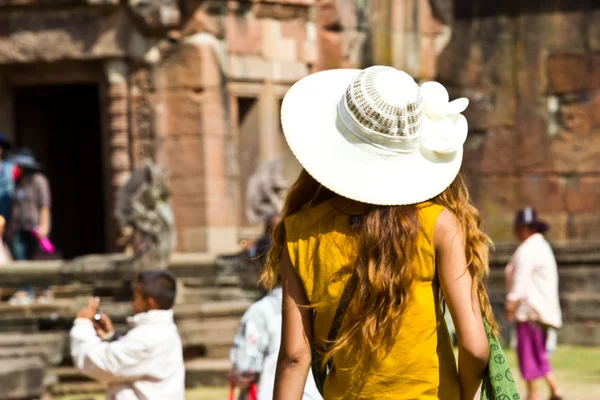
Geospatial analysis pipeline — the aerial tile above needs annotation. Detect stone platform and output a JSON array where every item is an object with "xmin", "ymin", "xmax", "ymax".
[
  {"xmin": 0, "ymin": 244, "xmax": 599, "ymax": 398},
  {"xmin": 0, "ymin": 252, "xmax": 258, "ymax": 399}
]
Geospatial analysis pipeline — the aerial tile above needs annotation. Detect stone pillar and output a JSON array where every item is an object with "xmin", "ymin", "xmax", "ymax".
[
  {"xmin": 104, "ymin": 60, "xmax": 131, "ymax": 251},
  {"xmin": 153, "ymin": 34, "xmax": 239, "ymax": 254},
  {"xmin": 259, "ymin": 81, "xmax": 282, "ymax": 162}
]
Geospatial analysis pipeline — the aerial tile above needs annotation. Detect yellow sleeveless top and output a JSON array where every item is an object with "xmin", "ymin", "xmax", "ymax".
[{"xmin": 284, "ymin": 197, "xmax": 460, "ymax": 400}]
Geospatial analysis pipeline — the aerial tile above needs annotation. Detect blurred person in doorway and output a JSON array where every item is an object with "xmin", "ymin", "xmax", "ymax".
[
  {"xmin": 8, "ymin": 148, "xmax": 53, "ymax": 304},
  {"xmin": 70, "ymin": 270, "xmax": 185, "ymax": 400},
  {"xmin": 0, "ymin": 133, "xmax": 14, "ymax": 234},
  {"xmin": 505, "ymin": 207, "xmax": 563, "ymax": 400},
  {"xmin": 0, "ymin": 134, "xmax": 14, "ymax": 301}
]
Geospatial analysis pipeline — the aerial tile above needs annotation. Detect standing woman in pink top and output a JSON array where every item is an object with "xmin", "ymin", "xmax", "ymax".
[{"xmin": 505, "ymin": 207, "xmax": 563, "ymax": 400}]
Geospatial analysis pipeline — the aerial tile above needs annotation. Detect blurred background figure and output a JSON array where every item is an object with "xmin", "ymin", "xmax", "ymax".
[
  {"xmin": 505, "ymin": 207, "xmax": 563, "ymax": 400},
  {"xmin": 230, "ymin": 282, "xmax": 322, "ymax": 400},
  {"xmin": 8, "ymin": 148, "xmax": 53, "ymax": 305},
  {"xmin": 0, "ymin": 133, "xmax": 14, "ymax": 239}
]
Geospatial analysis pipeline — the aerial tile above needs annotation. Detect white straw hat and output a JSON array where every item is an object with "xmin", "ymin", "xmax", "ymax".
[{"xmin": 281, "ymin": 66, "xmax": 470, "ymax": 205}]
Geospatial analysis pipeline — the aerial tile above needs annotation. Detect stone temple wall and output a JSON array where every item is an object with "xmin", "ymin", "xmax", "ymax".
[
  {"xmin": 0, "ymin": 0, "xmax": 596, "ymax": 255},
  {"xmin": 439, "ymin": 0, "xmax": 600, "ymax": 245}
]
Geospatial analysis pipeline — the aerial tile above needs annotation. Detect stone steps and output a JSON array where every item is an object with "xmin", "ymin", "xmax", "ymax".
[{"xmin": 185, "ymin": 358, "xmax": 231, "ymax": 387}]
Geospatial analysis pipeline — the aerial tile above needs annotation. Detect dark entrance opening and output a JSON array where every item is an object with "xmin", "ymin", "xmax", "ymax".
[{"xmin": 14, "ymin": 84, "xmax": 107, "ymax": 259}]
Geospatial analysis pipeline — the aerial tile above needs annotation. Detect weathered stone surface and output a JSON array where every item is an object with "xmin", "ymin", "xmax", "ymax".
[
  {"xmin": 0, "ymin": 9, "xmax": 131, "ymax": 64},
  {"xmin": 565, "ymin": 176, "xmax": 600, "ymax": 213},
  {"xmin": 479, "ymin": 128, "xmax": 516, "ymax": 173},
  {"xmin": 151, "ymin": 91, "xmax": 203, "ymax": 137},
  {"xmin": 160, "ymin": 135, "xmax": 204, "ymax": 179},
  {"xmin": 317, "ymin": 0, "xmax": 357, "ymax": 30},
  {"xmin": 154, "ymin": 42, "xmax": 223, "ymax": 90},
  {"xmin": 127, "ymin": 0, "xmax": 181, "ymax": 35},
  {"xmin": 182, "ymin": 3, "xmax": 225, "ymax": 38},
  {"xmin": 518, "ymin": 174, "xmax": 566, "ymax": 213},
  {"xmin": 316, "ymin": 29, "xmax": 341, "ymax": 70},
  {"xmin": 226, "ymin": 13, "xmax": 263, "ymax": 56},
  {"xmin": 478, "ymin": 175, "xmax": 518, "ymax": 214},
  {"xmin": 548, "ymin": 53, "xmax": 592, "ymax": 94},
  {"xmin": 0, "ymin": 357, "xmax": 45, "ymax": 400},
  {"xmin": 550, "ymin": 130, "xmax": 600, "ymax": 173},
  {"xmin": 567, "ymin": 213, "xmax": 600, "ymax": 240}
]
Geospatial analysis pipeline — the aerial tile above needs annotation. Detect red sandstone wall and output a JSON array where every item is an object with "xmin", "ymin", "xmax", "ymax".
[{"xmin": 440, "ymin": 2, "xmax": 600, "ymax": 243}]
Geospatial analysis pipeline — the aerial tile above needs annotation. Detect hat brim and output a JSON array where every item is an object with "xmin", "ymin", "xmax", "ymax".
[
  {"xmin": 533, "ymin": 221, "xmax": 549, "ymax": 234},
  {"xmin": 281, "ymin": 69, "xmax": 463, "ymax": 206}
]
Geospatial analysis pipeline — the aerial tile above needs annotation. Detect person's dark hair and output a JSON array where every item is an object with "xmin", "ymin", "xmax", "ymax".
[{"xmin": 137, "ymin": 270, "xmax": 177, "ymax": 309}]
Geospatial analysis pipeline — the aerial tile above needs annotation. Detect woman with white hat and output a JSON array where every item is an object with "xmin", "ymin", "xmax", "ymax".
[{"xmin": 261, "ymin": 66, "xmax": 497, "ymax": 399}]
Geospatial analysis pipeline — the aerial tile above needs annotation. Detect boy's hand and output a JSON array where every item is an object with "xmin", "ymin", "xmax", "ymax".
[
  {"xmin": 76, "ymin": 297, "xmax": 100, "ymax": 320},
  {"xmin": 94, "ymin": 313, "xmax": 115, "ymax": 340}
]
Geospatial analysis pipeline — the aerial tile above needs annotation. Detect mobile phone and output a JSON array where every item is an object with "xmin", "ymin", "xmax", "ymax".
[{"xmin": 93, "ymin": 308, "xmax": 102, "ymax": 324}]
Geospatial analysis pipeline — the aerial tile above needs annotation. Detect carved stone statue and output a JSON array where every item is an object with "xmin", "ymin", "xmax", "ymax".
[
  {"xmin": 245, "ymin": 158, "xmax": 287, "ymax": 224},
  {"xmin": 115, "ymin": 160, "xmax": 176, "ymax": 269}
]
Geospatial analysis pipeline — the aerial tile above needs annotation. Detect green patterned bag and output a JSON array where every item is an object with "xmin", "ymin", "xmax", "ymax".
[{"xmin": 481, "ymin": 318, "xmax": 521, "ymax": 400}]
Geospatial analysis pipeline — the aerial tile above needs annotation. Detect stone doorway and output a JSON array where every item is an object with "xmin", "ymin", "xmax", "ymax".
[{"xmin": 14, "ymin": 84, "xmax": 107, "ymax": 259}]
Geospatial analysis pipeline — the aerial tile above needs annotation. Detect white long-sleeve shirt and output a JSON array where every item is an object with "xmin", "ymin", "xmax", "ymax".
[
  {"xmin": 505, "ymin": 233, "xmax": 562, "ymax": 329},
  {"xmin": 70, "ymin": 309, "xmax": 185, "ymax": 400}
]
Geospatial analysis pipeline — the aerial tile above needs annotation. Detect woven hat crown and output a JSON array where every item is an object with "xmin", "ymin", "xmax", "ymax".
[{"xmin": 344, "ymin": 66, "xmax": 424, "ymax": 138}]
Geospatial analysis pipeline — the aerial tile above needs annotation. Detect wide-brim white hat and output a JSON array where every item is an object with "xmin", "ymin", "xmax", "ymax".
[{"xmin": 281, "ymin": 66, "xmax": 470, "ymax": 205}]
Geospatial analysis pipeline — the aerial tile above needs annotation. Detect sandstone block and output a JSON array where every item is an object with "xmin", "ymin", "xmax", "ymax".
[
  {"xmin": 419, "ymin": 0, "xmax": 445, "ymax": 35},
  {"xmin": 182, "ymin": 4, "xmax": 224, "ymax": 38},
  {"xmin": 0, "ymin": 9, "xmax": 129, "ymax": 64},
  {"xmin": 169, "ymin": 176, "xmax": 205, "ymax": 197},
  {"xmin": 479, "ymin": 128, "xmax": 516, "ymax": 173},
  {"xmin": 110, "ymin": 149, "xmax": 130, "ymax": 171},
  {"xmin": 200, "ymin": 90, "xmax": 229, "ymax": 137},
  {"xmin": 154, "ymin": 42, "xmax": 222, "ymax": 90},
  {"xmin": 460, "ymin": 134, "xmax": 484, "ymax": 176},
  {"xmin": 160, "ymin": 135, "xmax": 204, "ymax": 179},
  {"xmin": 480, "ymin": 212, "xmax": 515, "ymax": 243},
  {"xmin": 541, "ymin": 213, "xmax": 568, "ymax": 243},
  {"xmin": 226, "ymin": 13, "xmax": 262, "ymax": 56},
  {"xmin": 459, "ymin": 87, "xmax": 494, "ymax": 132},
  {"xmin": 316, "ymin": 29, "xmax": 341, "ymax": 71},
  {"xmin": 561, "ymin": 102, "xmax": 592, "ymax": 134},
  {"xmin": 567, "ymin": 213, "xmax": 600, "ymax": 241},
  {"xmin": 592, "ymin": 52, "xmax": 600, "ymax": 90},
  {"xmin": 0, "ymin": 357, "xmax": 45, "ymax": 400},
  {"xmin": 172, "ymin": 202, "xmax": 207, "ymax": 228},
  {"xmin": 547, "ymin": 53, "xmax": 590, "ymax": 94},
  {"xmin": 108, "ymin": 83, "xmax": 128, "ymax": 98},
  {"xmin": 229, "ymin": 54, "xmax": 270, "ymax": 81},
  {"xmin": 280, "ymin": 20, "xmax": 308, "ymax": 44},
  {"xmin": 317, "ymin": 0, "xmax": 357, "ymax": 30},
  {"xmin": 478, "ymin": 175, "xmax": 519, "ymax": 214},
  {"xmin": 550, "ymin": 130, "xmax": 600, "ymax": 173},
  {"xmin": 516, "ymin": 117, "xmax": 552, "ymax": 173},
  {"xmin": 565, "ymin": 176, "xmax": 600, "ymax": 213},
  {"xmin": 203, "ymin": 137, "xmax": 226, "ymax": 178},
  {"xmin": 151, "ymin": 91, "xmax": 203, "ymax": 136},
  {"xmin": 181, "ymin": 227, "xmax": 207, "ymax": 252},
  {"xmin": 591, "ymin": 93, "xmax": 600, "ymax": 129},
  {"xmin": 518, "ymin": 174, "xmax": 566, "ymax": 213}
]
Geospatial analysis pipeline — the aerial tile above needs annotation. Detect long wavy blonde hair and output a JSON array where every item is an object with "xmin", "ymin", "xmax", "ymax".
[{"xmin": 261, "ymin": 169, "xmax": 497, "ymax": 372}]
